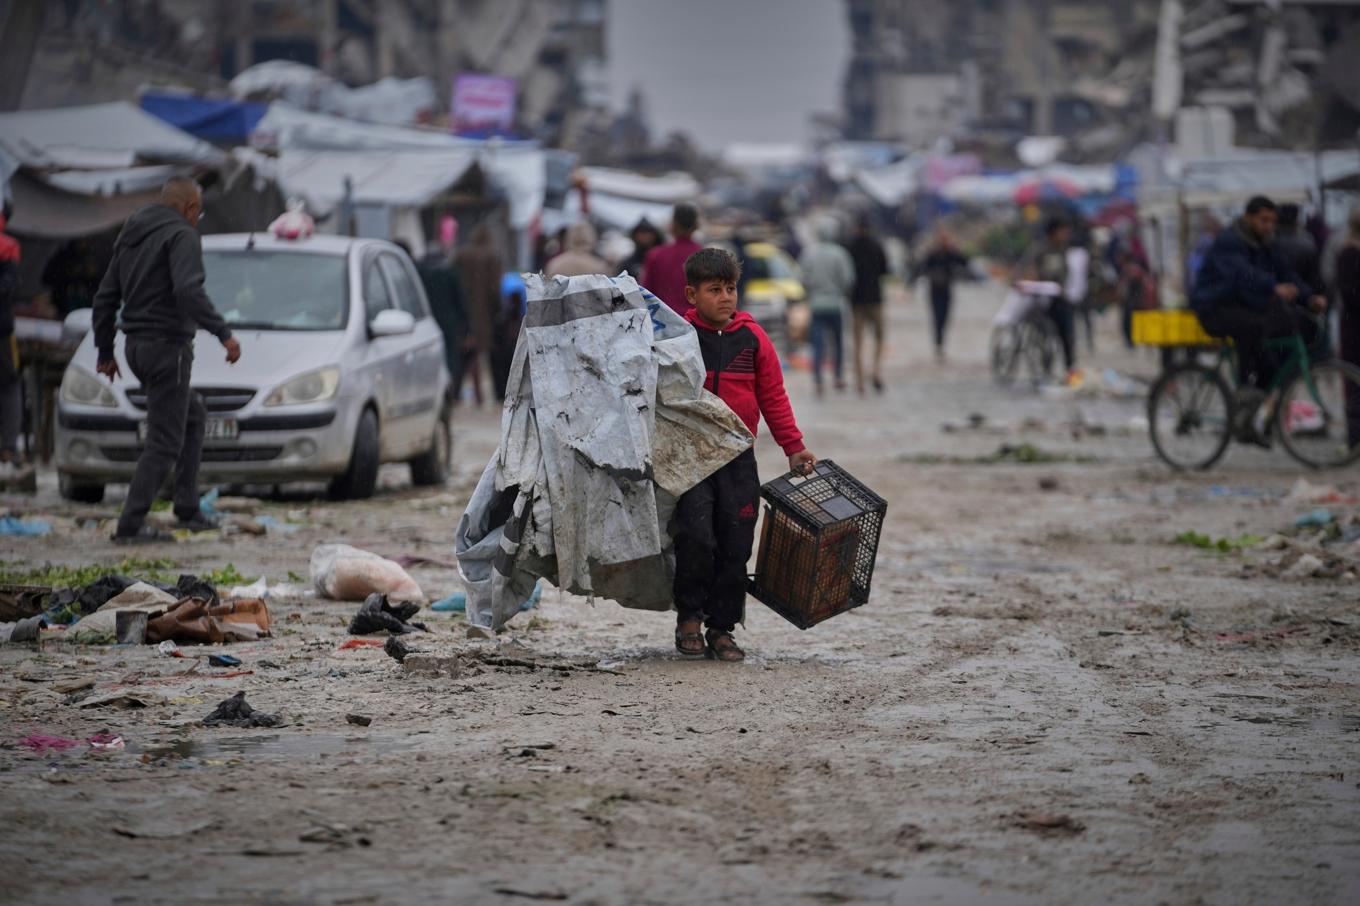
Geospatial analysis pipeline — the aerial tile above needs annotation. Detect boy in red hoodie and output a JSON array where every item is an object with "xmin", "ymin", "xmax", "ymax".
[{"xmin": 675, "ymin": 248, "xmax": 817, "ymax": 662}]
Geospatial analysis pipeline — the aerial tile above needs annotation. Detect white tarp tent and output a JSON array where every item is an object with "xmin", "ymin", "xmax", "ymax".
[
  {"xmin": 0, "ymin": 102, "xmax": 227, "ymax": 238},
  {"xmin": 251, "ymin": 103, "xmax": 546, "ymax": 230}
]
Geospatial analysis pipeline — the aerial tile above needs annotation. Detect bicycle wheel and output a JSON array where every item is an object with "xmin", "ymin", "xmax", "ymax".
[
  {"xmin": 1020, "ymin": 317, "xmax": 1057, "ymax": 385},
  {"xmin": 1275, "ymin": 358, "xmax": 1360, "ymax": 469},
  {"xmin": 990, "ymin": 324, "xmax": 1021, "ymax": 385},
  {"xmin": 1148, "ymin": 363, "xmax": 1233, "ymax": 470}
]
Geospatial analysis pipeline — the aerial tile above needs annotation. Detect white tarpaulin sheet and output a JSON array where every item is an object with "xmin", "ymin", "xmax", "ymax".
[{"xmin": 455, "ymin": 274, "xmax": 754, "ymax": 631}]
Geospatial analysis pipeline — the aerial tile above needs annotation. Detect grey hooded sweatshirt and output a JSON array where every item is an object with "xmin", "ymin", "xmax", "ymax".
[{"xmin": 93, "ymin": 204, "xmax": 232, "ymax": 361}]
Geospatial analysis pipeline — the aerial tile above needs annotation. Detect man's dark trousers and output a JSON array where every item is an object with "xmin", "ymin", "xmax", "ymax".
[
  {"xmin": 1197, "ymin": 302, "xmax": 1321, "ymax": 388},
  {"xmin": 673, "ymin": 448, "xmax": 760, "ymax": 633},
  {"xmin": 117, "ymin": 336, "xmax": 206, "ymax": 534}
]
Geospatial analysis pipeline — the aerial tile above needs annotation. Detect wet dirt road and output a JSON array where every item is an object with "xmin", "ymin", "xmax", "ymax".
[{"xmin": 2, "ymin": 281, "xmax": 1358, "ymax": 905}]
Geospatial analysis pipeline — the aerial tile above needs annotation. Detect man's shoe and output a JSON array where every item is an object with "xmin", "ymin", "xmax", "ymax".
[
  {"xmin": 113, "ymin": 526, "xmax": 175, "ymax": 545},
  {"xmin": 175, "ymin": 514, "xmax": 220, "ymax": 533}
]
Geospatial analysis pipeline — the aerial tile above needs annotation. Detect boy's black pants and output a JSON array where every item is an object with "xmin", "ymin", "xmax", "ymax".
[{"xmin": 673, "ymin": 448, "xmax": 760, "ymax": 633}]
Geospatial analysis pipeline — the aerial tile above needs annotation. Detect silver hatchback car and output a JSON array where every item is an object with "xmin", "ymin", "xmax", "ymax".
[{"xmin": 55, "ymin": 233, "xmax": 452, "ymax": 502}]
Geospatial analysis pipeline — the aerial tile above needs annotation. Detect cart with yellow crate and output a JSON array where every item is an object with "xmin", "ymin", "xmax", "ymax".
[{"xmin": 1132, "ymin": 308, "xmax": 1360, "ymax": 471}]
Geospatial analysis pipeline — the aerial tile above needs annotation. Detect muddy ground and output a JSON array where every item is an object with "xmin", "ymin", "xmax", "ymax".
[{"xmin": 1, "ymin": 282, "xmax": 1358, "ymax": 905}]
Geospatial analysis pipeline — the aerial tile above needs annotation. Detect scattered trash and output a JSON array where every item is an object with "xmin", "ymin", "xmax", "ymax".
[
  {"xmin": 345, "ymin": 713, "xmax": 372, "ymax": 727},
  {"xmin": 1294, "ymin": 509, "xmax": 1334, "ymax": 528},
  {"xmin": 348, "ymin": 593, "xmax": 426, "ymax": 635},
  {"xmin": 0, "ymin": 614, "xmax": 47, "ymax": 643},
  {"xmin": 52, "ymin": 676, "xmax": 97, "ymax": 694},
  {"xmin": 383, "ymin": 635, "xmax": 412, "ymax": 663},
  {"xmin": 1282, "ymin": 554, "xmax": 1327, "ymax": 580},
  {"xmin": 0, "ymin": 516, "xmax": 53, "ymax": 536},
  {"xmin": 1284, "ymin": 478, "xmax": 1359, "ymax": 506},
  {"xmin": 337, "ymin": 639, "xmax": 385, "ymax": 651},
  {"xmin": 147, "ymin": 597, "xmax": 271, "ymax": 644},
  {"xmin": 115, "ymin": 609, "xmax": 149, "ymax": 645},
  {"xmin": 208, "ymin": 654, "xmax": 242, "ymax": 668},
  {"xmin": 225, "ymin": 577, "xmax": 268, "ymax": 599},
  {"xmin": 69, "ymin": 582, "xmax": 179, "ymax": 644},
  {"xmin": 430, "ymin": 591, "xmax": 467, "ymax": 612},
  {"xmin": 158, "ymin": 639, "xmax": 183, "ymax": 657},
  {"xmin": 18, "ymin": 734, "xmax": 81, "ymax": 753},
  {"xmin": 1038, "ymin": 476, "xmax": 1060, "ymax": 492},
  {"xmin": 87, "ymin": 733, "xmax": 125, "ymax": 750},
  {"xmin": 898, "ymin": 444, "xmax": 1099, "ymax": 465},
  {"xmin": 310, "ymin": 544, "xmax": 425, "ymax": 604},
  {"xmin": 202, "ymin": 691, "xmax": 279, "ymax": 728},
  {"xmin": 431, "ymin": 582, "xmax": 540, "ymax": 614},
  {"xmin": 1172, "ymin": 531, "xmax": 1263, "ymax": 553}
]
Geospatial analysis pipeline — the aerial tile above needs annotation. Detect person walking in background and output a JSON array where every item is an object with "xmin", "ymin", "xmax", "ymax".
[
  {"xmin": 620, "ymin": 218, "xmax": 661, "ymax": 281},
  {"xmin": 42, "ymin": 238, "xmax": 101, "ymax": 318},
  {"xmin": 641, "ymin": 203, "xmax": 702, "ymax": 316},
  {"xmin": 454, "ymin": 224, "xmax": 503, "ymax": 407},
  {"xmin": 799, "ymin": 216, "xmax": 855, "ymax": 396},
  {"xmin": 492, "ymin": 271, "xmax": 527, "ymax": 402},
  {"xmin": 846, "ymin": 216, "xmax": 888, "ymax": 393},
  {"xmin": 91, "ymin": 177, "xmax": 241, "ymax": 543},
  {"xmin": 0, "ymin": 202, "xmax": 22, "ymax": 478},
  {"xmin": 544, "ymin": 221, "xmax": 607, "ymax": 277},
  {"xmin": 1273, "ymin": 203, "xmax": 1323, "ymax": 299},
  {"xmin": 403, "ymin": 240, "xmax": 467, "ymax": 408},
  {"xmin": 920, "ymin": 230, "xmax": 969, "ymax": 363},
  {"xmin": 1335, "ymin": 207, "xmax": 1360, "ymax": 447}
]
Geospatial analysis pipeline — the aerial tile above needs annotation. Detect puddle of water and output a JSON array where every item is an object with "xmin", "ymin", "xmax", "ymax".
[{"xmin": 132, "ymin": 731, "xmax": 417, "ymax": 761}]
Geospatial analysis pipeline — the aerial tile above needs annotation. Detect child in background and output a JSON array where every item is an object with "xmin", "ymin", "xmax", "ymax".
[{"xmin": 673, "ymin": 248, "xmax": 817, "ymax": 662}]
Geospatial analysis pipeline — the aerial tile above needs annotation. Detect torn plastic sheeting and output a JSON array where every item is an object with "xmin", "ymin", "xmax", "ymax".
[{"xmin": 456, "ymin": 273, "xmax": 753, "ymax": 631}]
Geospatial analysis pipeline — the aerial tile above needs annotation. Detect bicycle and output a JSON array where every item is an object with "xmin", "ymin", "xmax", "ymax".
[
  {"xmin": 991, "ymin": 283, "xmax": 1061, "ymax": 386},
  {"xmin": 1135, "ymin": 310, "xmax": 1360, "ymax": 470}
]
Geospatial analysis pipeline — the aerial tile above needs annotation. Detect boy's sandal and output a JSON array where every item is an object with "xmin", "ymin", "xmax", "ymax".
[
  {"xmin": 705, "ymin": 630, "xmax": 745, "ymax": 663},
  {"xmin": 675, "ymin": 619, "xmax": 706, "ymax": 657}
]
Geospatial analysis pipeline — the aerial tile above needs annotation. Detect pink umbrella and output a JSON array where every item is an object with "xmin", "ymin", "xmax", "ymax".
[{"xmin": 1013, "ymin": 176, "xmax": 1082, "ymax": 205}]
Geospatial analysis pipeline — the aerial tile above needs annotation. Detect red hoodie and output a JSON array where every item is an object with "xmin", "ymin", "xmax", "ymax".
[{"xmin": 685, "ymin": 308, "xmax": 805, "ymax": 456}]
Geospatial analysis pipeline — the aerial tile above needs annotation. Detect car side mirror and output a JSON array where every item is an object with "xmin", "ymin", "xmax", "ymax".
[
  {"xmin": 63, "ymin": 308, "xmax": 93, "ymax": 344},
  {"xmin": 369, "ymin": 308, "xmax": 415, "ymax": 337}
]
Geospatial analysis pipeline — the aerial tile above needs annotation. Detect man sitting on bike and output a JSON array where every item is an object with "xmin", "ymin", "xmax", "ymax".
[{"xmin": 1190, "ymin": 195, "xmax": 1327, "ymax": 444}]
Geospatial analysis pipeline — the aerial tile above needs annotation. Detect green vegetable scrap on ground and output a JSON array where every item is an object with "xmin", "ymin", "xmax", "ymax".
[
  {"xmin": 203, "ymin": 564, "xmax": 250, "ymax": 587},
  {"xmin": 0, "ymin": 557, "xmax": 179, "ymax": 589},
  {"xmin": 1172, "ymin": 531, "xmax": 1264, "ymax": 553}
]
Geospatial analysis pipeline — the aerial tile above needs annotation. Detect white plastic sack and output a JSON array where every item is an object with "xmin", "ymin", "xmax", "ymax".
[{"xmin": 309, "ymin": 544, "xmax": 425, "ymax": 603}]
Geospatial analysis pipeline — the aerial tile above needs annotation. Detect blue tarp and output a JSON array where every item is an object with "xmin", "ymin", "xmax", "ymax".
[{"xmin": 140, "ymin": 93, "xmax": 267, "ymax": 144}]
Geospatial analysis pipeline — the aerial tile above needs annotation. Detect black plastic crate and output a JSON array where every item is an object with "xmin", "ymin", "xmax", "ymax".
[{"xmin": 748, "ymin": 460, "xmax": 887, "ymax": 629}]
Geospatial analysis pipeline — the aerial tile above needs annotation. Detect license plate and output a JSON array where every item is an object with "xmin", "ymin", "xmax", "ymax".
[{"xmin": 137, "ymin": 418, "xmax": 239, "ymax": 442}]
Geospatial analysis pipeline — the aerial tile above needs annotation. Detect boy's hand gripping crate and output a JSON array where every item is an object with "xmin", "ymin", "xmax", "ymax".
[{"xmin": 748, "ymin": 460, "xmax": 887, "ymax": 630}]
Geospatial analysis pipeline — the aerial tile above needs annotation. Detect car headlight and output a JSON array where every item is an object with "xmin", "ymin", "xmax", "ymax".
[
  {"xmin": 265, "ymin": 367, "xmax": 341, "ymax": 407},
  {"xmin": 60, "ymin": 367, "xmax": 117, "ymax": 408}
]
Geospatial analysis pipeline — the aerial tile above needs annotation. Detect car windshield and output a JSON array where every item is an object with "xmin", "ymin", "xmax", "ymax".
[{"xmin": 205, "ymin": 251, "xmax": 348, "ymax": 331}]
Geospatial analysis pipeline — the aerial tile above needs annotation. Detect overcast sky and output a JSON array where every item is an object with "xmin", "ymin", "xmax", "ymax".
[{"xmin": 606, "ymin": 0, "xmax": 850, "ymax": 151}]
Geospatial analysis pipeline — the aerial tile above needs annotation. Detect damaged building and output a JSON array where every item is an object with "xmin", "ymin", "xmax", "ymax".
[{"xmin": 842, "ymin": 0, "xmax": 1360, "ymax": 157}]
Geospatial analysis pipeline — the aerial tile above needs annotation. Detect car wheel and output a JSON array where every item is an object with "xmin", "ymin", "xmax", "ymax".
[
  {"xmin": 59, "ymin": 471, "xmax": 105, "ymax": 504},
  {"xmin": 409, "ymin": 406, "xmax": 451, "ymax": 487},
  {"xmin": 328, "ymin": 408, "xmax": 380, "ymax": 501}
]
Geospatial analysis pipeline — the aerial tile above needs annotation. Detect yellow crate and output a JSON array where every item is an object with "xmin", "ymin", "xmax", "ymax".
[{"xmin": 1130, "ymin": 309, "xmax": 1222, "ymax": 347}]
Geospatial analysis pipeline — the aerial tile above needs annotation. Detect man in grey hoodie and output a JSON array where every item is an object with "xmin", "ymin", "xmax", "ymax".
[{"xmin": 92, "ymin": 177, "xmax": 242, "ymax": 543}]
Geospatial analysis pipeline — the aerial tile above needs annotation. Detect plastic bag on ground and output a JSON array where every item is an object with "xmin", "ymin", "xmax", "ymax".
[
  {"xmin": 69, "ymin": 582, "xmax": 179, "ymax": 644},
  {"xmin": 309, "ymin": 543, "xmax": 426, "ymax": 603}
]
